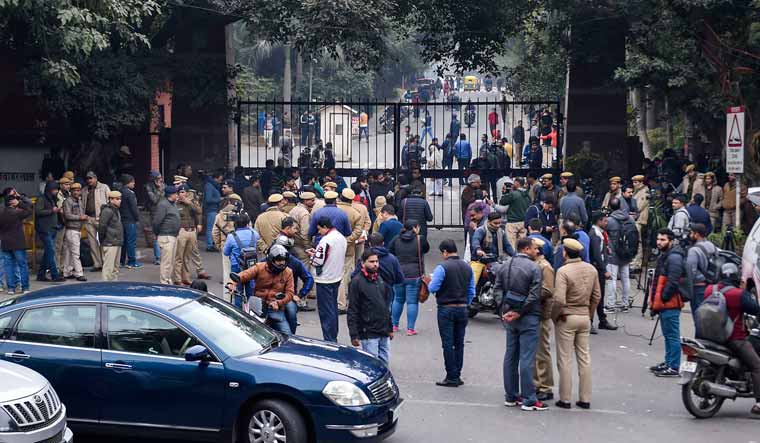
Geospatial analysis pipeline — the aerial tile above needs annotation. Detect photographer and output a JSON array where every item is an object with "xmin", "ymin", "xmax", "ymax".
[
  {"xmin": 0, "ymin": 188, "xmax": 32, "ymax": 293},
  {"xmin": 667, "ymin": 194, "xmax": 691, "ymax": 242}
]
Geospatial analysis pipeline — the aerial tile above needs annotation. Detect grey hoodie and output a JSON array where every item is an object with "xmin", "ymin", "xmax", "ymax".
[{"xmin": 686, "ymin": 240, "xmax": 718, "ymax": 284}]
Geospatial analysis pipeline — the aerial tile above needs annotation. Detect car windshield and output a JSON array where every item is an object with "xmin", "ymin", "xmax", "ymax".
[{"xmin": 172, "ymin": 296, "xmax": 277, "ymax": 358}]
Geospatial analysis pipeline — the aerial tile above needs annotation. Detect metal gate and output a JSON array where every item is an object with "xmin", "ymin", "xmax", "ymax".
[{"xmin": 237, "ymin": 98, "xmax": 562, "ymax": 228}]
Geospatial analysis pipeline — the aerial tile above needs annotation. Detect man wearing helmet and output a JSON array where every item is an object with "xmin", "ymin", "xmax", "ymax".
[
  {"xmin": 234, "ymin": 243, "xmax": 295, "ymax": 334},
  {"xmin": 705, "ymin": 263, "xmax": 760, "ymax": 417},
  {"xmin": 272, "ymin": 218, "xmax": 315, "ymax": 332}
]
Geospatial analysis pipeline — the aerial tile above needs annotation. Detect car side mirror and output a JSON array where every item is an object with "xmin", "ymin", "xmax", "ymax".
[
  {"xmin": 185, "ymin": 345, "xmax": 210, "ymax": 362},
  {"xmin": 230, "ymin": 272, "xmax": 241, "ymax": 283},
  {"xmin": 274, "ymin": 292, "xmax": 286, "ymax": 301}
]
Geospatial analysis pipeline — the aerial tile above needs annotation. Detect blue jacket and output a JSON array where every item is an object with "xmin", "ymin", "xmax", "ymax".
[
  {"xmin": 524, "ymin": 204, "xmax": 557, "ymax": 239},
  {"xmin": 687, "ymin": 204, "xmax": 713, "ymax": 234},
  {"xmin": 378, "ymin": 218, "xmax": 403, "ymax": 245},
  {"xmin": 223, "ymin": 227, "xmax": 260, "ymax": 269},
  {"xmin": 308, "ymin": 204, "xmax": 352, "ymax": 240},
  {"xmin": 454, "ymin": 140, "xmax": 472, "ymax": 159},
  {"xmin": 288, "ymin": 255, "xmax": 314, "ymax": 297},
  {"xmin": 559, "ymin": 193, "xmax": 588, "ymax": 226},
  {"xmin": 203, "ymin": 177, "xmax": 222, "ymax": 211}
]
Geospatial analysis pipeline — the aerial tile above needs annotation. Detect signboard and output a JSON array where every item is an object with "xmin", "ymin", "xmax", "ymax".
[{"xmin": 725, "ymin": 106, "xmax": 745, "ymax": 173}]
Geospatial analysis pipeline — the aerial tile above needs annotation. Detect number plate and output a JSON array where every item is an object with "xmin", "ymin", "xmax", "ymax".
[
  {"xmin": 389, "ymin": 399, "xmax": 404, "ymax": 423},
  {"xmin": 680, "ymin": 361, "xmax": 697, "ymax": 373}
]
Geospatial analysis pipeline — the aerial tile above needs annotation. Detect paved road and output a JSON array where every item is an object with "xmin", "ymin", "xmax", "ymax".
[{"xmin": 8, "ymin": 232, "xmax": 755, "ymax": 443}]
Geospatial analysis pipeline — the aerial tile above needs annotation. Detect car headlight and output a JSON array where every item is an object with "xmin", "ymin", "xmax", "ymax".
[
  {"xmin": 0, "ymin": 407, "xmax": 19, "ymax": 433},
  {"xmin": 322, "ymin": 381, "xmax": 371, "ymax": 407}
]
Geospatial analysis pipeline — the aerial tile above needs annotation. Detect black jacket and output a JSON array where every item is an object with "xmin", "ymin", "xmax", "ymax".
[
  {"xmin": 388, "ymin": 230, "xmax": 429, "ymax": 278},
  {"xmin": 98, "ymin": 204, "xmax": 124, "ymax": 246},
  {"xmin": 243, "ymin": 185, "xmax": 264, "ymax": 221},
  {"xmin": 119, "ymin": 187, "xmax": 139, "ymax": 223},
  {"xmin": 35, "ymin": 187, "xmax": 59, "ymax": 233},
  {"xmin": 347, "ymin": 271, "xmax": 392, "ymax": 340},
  {"xmin": 399, "ymin": 196, "xmax": 433, "ymax": 235},
  {"xmin": 0, "ymin": 201, "xmax": 32, "ymax": 250},
  {"xmin": 588, "ymin": 227, "xmax": 608, "ymax": 278}
]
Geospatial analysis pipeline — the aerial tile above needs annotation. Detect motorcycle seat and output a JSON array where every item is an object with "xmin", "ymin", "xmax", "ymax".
[{"xmin": 700, "ymin": 339, "xmax": 731, "ymax": 354}]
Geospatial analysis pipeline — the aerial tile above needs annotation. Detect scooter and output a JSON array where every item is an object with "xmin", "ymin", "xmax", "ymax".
[
  {"xmin": 679, "ymin": 314, "xmax": 760, "ymax": 418},
  {"xmin": 467, "ymin": 254, "xmax": 502, "ymax": 318}
]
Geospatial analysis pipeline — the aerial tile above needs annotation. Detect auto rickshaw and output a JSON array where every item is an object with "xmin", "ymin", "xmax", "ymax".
[{"xmin": 463, "ymin": 75, "xmax": 479, "ymax": 91}]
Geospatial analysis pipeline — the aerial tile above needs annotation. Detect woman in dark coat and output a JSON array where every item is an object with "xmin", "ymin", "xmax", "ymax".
[{"xmin": 388, "ymin": 221, "xmax": 430, "ymax": 335}]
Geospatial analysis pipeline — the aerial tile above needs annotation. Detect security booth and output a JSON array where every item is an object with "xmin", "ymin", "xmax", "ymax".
[{"xmin": 318, "ymin": 104, "xmax": 357, "ymax": 163}]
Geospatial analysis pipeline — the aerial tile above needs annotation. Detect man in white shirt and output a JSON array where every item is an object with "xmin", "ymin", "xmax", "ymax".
[
  {"xmin": 308, "ymin": 216, "xmax": 347, "ymax": 342},
  {"xmin": 667, "ymin": 194, "xmax": 691, "ymax": 242}
]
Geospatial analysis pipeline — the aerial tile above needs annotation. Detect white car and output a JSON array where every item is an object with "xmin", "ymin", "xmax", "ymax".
[
  {"xmin": 0, "ymin": 359, "xmax": 73, "ymax": 443},
  {"xmin": 742, "ymin": 189, "xmax": 760, "ymax": 296}
]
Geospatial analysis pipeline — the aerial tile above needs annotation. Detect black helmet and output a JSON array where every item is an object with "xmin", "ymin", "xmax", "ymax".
[
  {"xmin": 273, "ymin": 234, "xmax": 294, "ymax": 250},
  {"xmin": 719, "ymin": 262, "xmax": 740, "ymax": 286},
  {"xmin": 266, "ymin": 244, "xmax": 289, "ymax": 274}
]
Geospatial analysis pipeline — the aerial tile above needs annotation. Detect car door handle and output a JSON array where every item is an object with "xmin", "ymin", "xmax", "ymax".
[
  {"xmin": 104, "ymin": 362, "xmax": 133, "ymax": 370},
  {"xmin": 4, "ymin": 352, "xmax": 30, "ymax": 359}
]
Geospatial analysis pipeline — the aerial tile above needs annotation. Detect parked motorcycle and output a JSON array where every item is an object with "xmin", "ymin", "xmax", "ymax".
[
  {"xmin": 464, "ymin": 109, "xmax": 476, "ymax": 128},
  {"xmin": 468, "ymin": 254, "xmax": 502, "ymax": 318},
  {"xmin": 679, "ymin": 314, "xmax": 760, "ymax": 418}
]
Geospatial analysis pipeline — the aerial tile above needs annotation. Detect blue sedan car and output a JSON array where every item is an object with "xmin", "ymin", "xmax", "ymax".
[{"xmin": 0, "ymin": 283, "xmax": 402, "ymax": 443}]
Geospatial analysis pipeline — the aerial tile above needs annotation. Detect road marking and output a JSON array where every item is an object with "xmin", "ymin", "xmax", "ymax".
[{"xmin": 403, "ymin": 398, "xmax": 627, "ymax": 415}]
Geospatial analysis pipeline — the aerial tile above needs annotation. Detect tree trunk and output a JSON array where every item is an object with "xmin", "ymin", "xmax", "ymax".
[
  {"xmin": 684, "ymin": 112, "xmax": 697, "ymax": 161},
  {"xmin": 295, "ymin": 50, "xmax": 303, "ymax": 97},
  {"xmin": 664, "ymin": 94, "xmax": 674, "ymax": 148},
  {"xmin": 283, "ymin": 44, "xmax": 292, "ymax": 119},
  {"xmin": 646, "ymin": 89, "xmax": 657, "ymax": 130},
  {"xmin": 632, "ymin": 87, "xmax": 652, "ymax": 159}
]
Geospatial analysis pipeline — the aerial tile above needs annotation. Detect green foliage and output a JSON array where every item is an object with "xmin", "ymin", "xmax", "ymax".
[
  {"xmin": 564, "ymin": 148, "xmax": 608, "ymax": 185},
  {"xmin": 708, "ymin": 227, "xmax": 747, "ymax": 255}
]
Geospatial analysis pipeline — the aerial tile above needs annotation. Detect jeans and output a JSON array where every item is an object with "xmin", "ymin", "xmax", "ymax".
[
  {"xmin": 359, "ymin": 126, "xmax": 369, "ymax": 141},
  {"xmin": 120, "ymin": 222, "xmax": 138, "ymax": 266},
  {"xmin": 659, "ymin": 309, "xmax": 681, "ymax": 370},
  {"xmin": 2, "ymin": 250, "xmax": 29, "ymax": 291},
  {"xmin": 284, "ymin": 300, "xmax": 298, "ymax": 335},
  {"xmin": 605, "ymin": 263, "xmax": 631, "ymax": 308},
  {"xmin": 153, "ymin": 239, "xmax": 160, "ymax": 261},
  {"xmin": 205, "ymin": 210, "xmax": 217, "ymax": 249},
  {"xmin": 503, "ymin": 314, "xmax": 541, "ymax": 406},
  {"xmin": 37, "ymin": 230, "xmax": 59, "ymax": 280},
  {"xmin": 361, "ymin": 337, "xmax": 390, "ymax": 364},
  {"xmin": 300, "ymin": 127, "xmax": 309, "ymax": 146},
  {"xmin": 231, "ymin": 264, "xmax": 256, "ymax": 311},
  {"xmin": 263, "ymin": 306, "xmax": 292, "ymax": 334},
  {"xmin": 420, "ymin": 126, "xmax": 434, "ymax": 144},
  {"xmin": 457, "ymin": 158, "xmax": 471, "ymax": 184},
  {"xmin": 392, "ymin": 278, "xmax": 421, "ymax": 330},
  {"xmin": 437, "ymin": 306, "xmax": 468, "ymax": 381},
  {"xmin": 317, "ymin": 282, "xmax": 340, "ymax": 342},
  {"xmin": 690, "ymin": 284, "xmax": 706, "ymax": 337}
]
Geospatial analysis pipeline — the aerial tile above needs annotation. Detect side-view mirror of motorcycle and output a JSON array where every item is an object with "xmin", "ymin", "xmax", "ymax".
[
  {"xmin": 230, "ymin": 272, "xmax": 241, "ymax": 283},
  {"xmin": 275, "ymin": 292, "xmax": 286, "ymax": 300}
]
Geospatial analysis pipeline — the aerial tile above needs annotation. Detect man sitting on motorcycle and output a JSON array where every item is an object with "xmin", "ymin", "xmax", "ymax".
[
  {"xmin": 471, "ymin": 212, "xmax": 516, "ymax": 285},
  {"xmin": 705, "ymin": 263, "xmax": 760, "ymax": 417}
]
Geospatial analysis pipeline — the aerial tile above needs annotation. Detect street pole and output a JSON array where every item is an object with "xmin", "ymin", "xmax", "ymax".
[
  {"xmin": 736, "ymin": 174, "xmax": 741, "ymax": 229},
  {"xmin": 308, "ymin": 62, "xmax": 313, "ymax": 109}
]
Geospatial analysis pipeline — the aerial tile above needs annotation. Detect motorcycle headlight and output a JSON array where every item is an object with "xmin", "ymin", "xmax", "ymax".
[
  {"xmin": 0, "ymin": 407, "xmax": 19, "ymax": 433},
  {"xmin": 322, "ymin": 381, "xmax": 371, "ymax": 407}
]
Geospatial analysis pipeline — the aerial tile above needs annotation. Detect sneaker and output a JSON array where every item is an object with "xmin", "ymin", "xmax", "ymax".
[
  {"xmin": 22, "ymin": 290, "xmax": 30, "ymax": 294},
  {"xmin": 406, "ymin": 329, "xmax": 418, "ymax": 336},
  {"xmin": 654, "ymin": 367, "xmax": 680, "ymax": 378},
  {"xmin": 603, "ymin": 307, "xmax": 616, "ymax": 314},
  {"xmin": 76, "ymin": 276, "xmax": 88, "ymax": 282},
  {"xmin": 392, "ymin": 325, "xmax": 399, "ymax": 332},
  {"xmin": 153, "ymin": 259, "xmax": 161, "ymax": 266},
  {"xmin": 504, "ymin": 397, "xmax": 523, "ymax": 407},
  {"xmin": 599, "ymin": 322, "xmax": 618, "ymax": 331},
  {"xmin": 521, "ymin": 400, "xmax": 549, "ymax": 411},
  {"xmin": 649, "ymin": 362, "xmax": 668, "ymax": 372},
  {"xmin": 620, "ymin": 306, "xmax": 630, "ymax": 313},
  {"xmin": 590, "ymin": 326, "xmax": 598, "ymax": 335},
  {"xmin": 536, "ymin": 391, "xmax": 554, "ymax": 401},
  {"xmin": 751, "ymin": 403, "xmax": 760, "ymax": 418},
  {"xmin": 130, "ymin": 263, "xmax": 144, "ymax": 269}
]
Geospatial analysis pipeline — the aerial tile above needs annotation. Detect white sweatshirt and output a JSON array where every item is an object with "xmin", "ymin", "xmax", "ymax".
[{"xmin": 311, "ymin": 228, "xmax": 347, "ymax": 284}]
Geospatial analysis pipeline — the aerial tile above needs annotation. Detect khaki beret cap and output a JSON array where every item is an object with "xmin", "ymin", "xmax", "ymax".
[
  {"xmin": 108, "ymin": 191, "xmax": 122, "ymax": 199},
  {"xmin": 563, "ymin": 238, "xmax": 584, "ymax": 252},
  {"xmin": 540, "ymin": 173, "xmax": 553, "ymax": 180},
  {"xmin": 324, "ymin": 191, "xmax": 339, "ymax": 199},
  {"xmin": 685, "ymin": 164, "xmax": 696, "ymax": 173},
  {"xmin": 70, "ymin": 182, "xmax": 82, "ymax": 190},
  {"xmin": 632, "ymin": 175, "xmax": 645, "ymax": 181},
  {"xmin": 300, "ymin": 192, "xmax": 316, "ymax": 200},
  {"xmin": 532, "ymin": 237, "xmax": 546, "ymax": 247},
  {"xmin": 58, "ymin": 177, "xmax": 72, "ymax": 185},
  {"xmin": 609, "ymin": 176, "xmax": 621, "ymax": 183},
  {"xmin": 282, "ymin": 191, "xmax": 297, "ymax": 198},
  {"xmin": 560, "ymin": 172, "xmax": 573, "ymax": 178},
  {"xmin": 341, "ymin": 188, "xmax": 356, "ymax": 200},
  {"xmin": 323, "ymin": 181, "xmax": 338, "ymax": 189},
  {"xmin": 268, "ymin": 194, "xmax": 283, "ymax": 203},
  {"xmin": 63, "ymin": 171, "xmax": 75, "ymax": 180}
]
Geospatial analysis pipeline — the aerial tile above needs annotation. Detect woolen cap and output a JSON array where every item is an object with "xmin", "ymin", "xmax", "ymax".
[
  {"xmin": 300, "ymin": 192, "xmax": 316, "ymax": 200},
  {"xmin": 562, "ymin": 238, "xmax": 584, "ymax": 252},
  {"xmin": 541, "ymin": 173, "xmax": 553, "ymax": 180},
  {"xmin": 632, "ymin": 174, "xmax": 645, "ymax": 181},
  {"xmin": 609, "ymin": 176, "xmax": 621, "ymax": 183},
  {"xmin": 341, "ymin": 188, "xmax": 356, "ymax": 200},
  {"xmin": 324, "ymin": 191, "xmax": 339, "ymax": 200},
  {"xmin": 268, "ymin": 194, "xmax": 284, "ymax": 203},
  {"xmin": 85, "ymin": 171, "xmax": 97, "ymax": 179},
  {"xmin": 560, "ymin": 172, "xmax": 573, "ymax": 178},
  {"xmin": 70, "ymin": 182, "xmax": 82, "ymax": 190},
  {"xmin": 108, "ymin": 191, "xmax": 122, "ymax": 199},
  {"xmin": 164, "ymin": 185, "xmax": 178, "ymax": 195},
  {"xmin": 467, "ymin": 174, "xmax": 480, "ymax": 184}
]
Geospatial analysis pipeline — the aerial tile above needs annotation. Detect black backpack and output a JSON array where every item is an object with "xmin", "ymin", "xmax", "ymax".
[
  {"xmin": 231, "ymin": 231, "xmax": 257, "ymax": 270},
  {"xmin": 614, "ymin": 220, "xmax": 639, "ymax": 261}
]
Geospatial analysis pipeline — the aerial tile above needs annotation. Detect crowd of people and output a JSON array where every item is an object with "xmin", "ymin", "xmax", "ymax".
[{"xmin": 1, "ymin": 155, "xmax": 760, "ymax": 416}]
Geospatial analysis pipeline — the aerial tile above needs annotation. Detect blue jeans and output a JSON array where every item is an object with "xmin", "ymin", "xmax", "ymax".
[
  {"xmin": 37, "ymin": 231, "xmax": 59, "ymax": 280},
  {"xmin": 503, "ymin": 314, "xmax": 541, "ymax": 406},
  {"xmin": 457, "ymin": 158, "xmax": 470, "ymax": 184},
  {"xmin": 317, "ymin": 282, "xmax": 340, "ymax": 342},
  {"xmin": 231, "ymin": 264, "xmax": 254, "ymax": 309},
  {"xmin": 2, "ymin": 250, "xmax": 29, "ymax": 291},
  {"xmin": 392, "ymin": 278, "xmax": 421, "ymax": 330},
  {"xmin": 263, "ymin": 306, "xmax": 292, "ymax": 334},
  {"xmin": 205, "ymin": 210, "xmax": 217, "ymax": 249},
  {"xmin": 284, "ymin": 300, "xmax": 298, "ymax": 335},
  {"xmin": 690, "ymin": 285, "xmax": 706, "ymax": 337},
  {"xmin": 120, "ymin": 222, "xmax": 138, "ymax": 266},
  {"xmin": 361, "ymin": 337, "xmax": 390, "ymax": 364},
  {"xmin": 420, "ymin": 126, "xmax": 434, "ymax": 144},
  {"xmin": 437, "ymin": 306, "xmax": 468, "ymax": 381},
  {"xmin": 153, "ymin": 239, "xmax": 160, "ymax": 261},
  {"xmin": 660, "ymin": 309, "xmax": 681, "ymax": 370},
  {"xmin": 359, "ymin": 126, "xmax": 369, "ymax": 141}
]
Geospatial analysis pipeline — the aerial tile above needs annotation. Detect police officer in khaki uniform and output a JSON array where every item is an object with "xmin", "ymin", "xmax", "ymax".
[
  {"xmin": 601, "ymin": 176, "xmax": 629, "ymax": 213},
  {"xmin": 631, "ymin": 175, "xmax": 650, "ymax": 271},
  {"xmin": 554, "ymin": 238, "xmax": 601, "ymax": 409},
  {"xmin": 55, "ymin": 176, "xmax": 73, "ymax": 272},
  {"xmin": 532, "ymin": 237, "xmax": 556, "ymax": 401},
  {"xmin": 174, "ymin": 175, "xmax": 211, "ymax": 280},
  {"xmin": 337, "ymin": 188, "xmax": 363, "ymax": 313},
  {"xmin": 173, "ymin": 185, "xmax": 202, "ymax": 285},
  {"xmin": 557, "ymin": 171, "xmax": 584, "ymax": 202},
  {"xmin": 282, "ymin": 191, "xmax": 298, "ymax": 214},
  {"xmin": 254, "ymin": 194, "xmax": 288, "ymax": 254}
]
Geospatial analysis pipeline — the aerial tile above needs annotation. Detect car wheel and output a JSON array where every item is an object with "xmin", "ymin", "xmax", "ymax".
[{"xmin": 242, "ymin": 399, "xmax": 307, "ymax": 443}]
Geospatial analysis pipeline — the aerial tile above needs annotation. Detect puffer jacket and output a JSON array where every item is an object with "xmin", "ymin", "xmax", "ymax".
[
  {"xmin": 63, "ymin": 197, "xmax": 85, "ymax": 231},
  {"xmin": 388, "ymin": 230, "xmax": 429, "ymax": 279},
  {"xmin": 237, "ymin": 262, "xmax": 294, "ymax": 309},
  {"xmin": 399, "ymin": 196, "xmax": 433, "ymax": 236},
  {"xmin": 35, "ymin": 186, "xmax": 60, "ymax": 234},
  {"xmin": 98, "ymin": 203, "xmax": 123, "ymax": 246},
  {"xmin": 152, "ymin": 198, "xmax": 180, "ymax": 236}
]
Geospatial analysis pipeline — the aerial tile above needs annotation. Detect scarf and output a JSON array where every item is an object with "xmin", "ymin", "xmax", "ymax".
[{"xmin": 361, "ymin": 266, "xmax": 378, "ymax": 281}]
